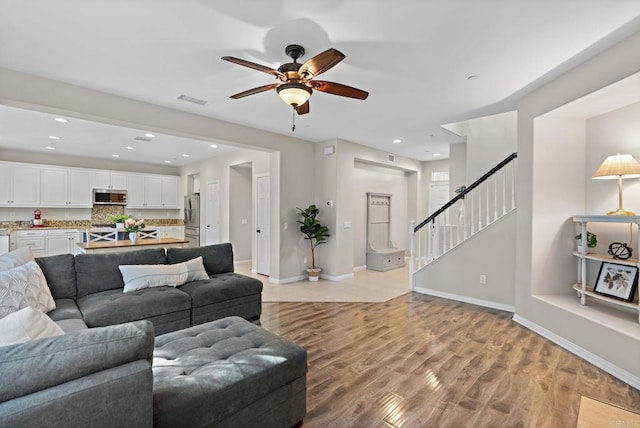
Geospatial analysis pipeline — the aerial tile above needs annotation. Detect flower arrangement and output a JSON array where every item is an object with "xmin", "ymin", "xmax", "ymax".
[{"xmin": 124, "ymin": 218, "xmax": 146, "ymax": 232}]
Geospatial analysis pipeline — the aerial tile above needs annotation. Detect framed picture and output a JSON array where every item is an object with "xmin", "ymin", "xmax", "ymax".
[{"xmin": 594, "ymin": 262, "xmax": 639, "ymax": 302}]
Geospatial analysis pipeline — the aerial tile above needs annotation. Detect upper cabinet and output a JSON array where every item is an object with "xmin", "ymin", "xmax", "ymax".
[
  {"xmin": 92, "ymin": 171, "xmax": 127, "ymax": 189},
  {"xmin": 41, "ymin": 167, "xmax": 93, "ymax": 207},
  {"xmin": 0, "ymin": 163, "xmax": 41, "ymax": 206},
  {"xmin": 127, "ymin": 174, "xmax": 179, "ymax": 209}
]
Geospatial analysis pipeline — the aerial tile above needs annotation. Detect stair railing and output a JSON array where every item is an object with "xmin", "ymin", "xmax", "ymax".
[{"xmin": 409, "ymin": 152, "xmax": 517, "ymax": 285}]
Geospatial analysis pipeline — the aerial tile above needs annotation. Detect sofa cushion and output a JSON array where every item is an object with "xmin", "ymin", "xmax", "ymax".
[
  {"xmin": 47, "ymin": 298, "xmax": 83, "ymax": 321},
  {"xmin": 179, "ymin": 272, "xmax": 263, "ymax": 307},
  {"xmin": 0, "ymin": 246, "xmax": 34, "ymax": 272},
  {"xmin": 153, "ymin": 316, "xmax": 307, "ymax": 428},
  {"xmin": 77, "ymin": 286, "xmax": 191, "ymax": 328},
  {"xmin": 75, "ymin": 248, "xmax": 167, "ymax": 298},
  {"xmin": 119, "ymin": 263, "xmax": 189, "ymax": 293},
  {"xmin": 166, "ymin": 243, "xmax": 234, "ymax": 276},
  {"xmin": 0, "ymin": 261, "xmax": 56, "ymax": 318},
  {"xmin": 35, "ymin": 254, "xmax": 76, "ymax": 300},
  {"xmin": 0, "ymin": 306, "xmax": 64, "ymax": 346}
]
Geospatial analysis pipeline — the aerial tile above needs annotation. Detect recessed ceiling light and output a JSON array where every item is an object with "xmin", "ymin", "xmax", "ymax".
[
  {"xmin": 209, "ymin": 144, "xmax": 218, "ymax": 148},
  {"xmin": 182, "ymin": 154, "xmax": 190, "ymax": 157},
  {"xmin": 393, "ymin": 139, "xmax": 402, "ymax": 144},
  {"xmin": 45, "ymin": 146, "xmax": 56, "ymax": 150},
  {"xmin": 112, "ymin": 154, "xmax": 120, "ymax": 158},
  {"xmin": 145, "ymin": 133, "xmax": 155, "ymax": 138},
  {"xmin": 125, "ymin": 146, "xmax": 134, "ymax": 150},
  {"xmin": 48, "ymin": 135, "xmax": 60, "ymax": 140},
  {"xmin": 54, "ymin": 118, "xmax": 69, "ymax": 123},
  {"xmin": 433, "ymin": 153, "xmax": 441, "ymax": 157},
  {"xmin": 164, "ymin": 160, "xmax": 171, "ymax": 163}
]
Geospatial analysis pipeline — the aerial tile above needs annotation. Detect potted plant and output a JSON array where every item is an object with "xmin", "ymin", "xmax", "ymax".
[
  {"xmin": 109, "ymin": 214, "xmax": 130, "ymax": 230},
  {"xmin": 575, "ymin": 231, "xmax": 597, "ymax": 253},
  {"xmin": 297, "ymin": 204, "xmax": 330, "ymax": 282},
  {"xmin": 124, "ymin": 218, "xmax": 145, "ymax": 244}
]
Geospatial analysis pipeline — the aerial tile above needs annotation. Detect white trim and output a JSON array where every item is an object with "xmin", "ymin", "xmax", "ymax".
[
  {"xmin": 320, "ymin": 272, "xmax": 355, "ymax": 281},
  {"xmin": 268, "ymin": 275, "xmax": 306, "ymax": 284},
  {"xmin": 233, "ymin": 259, "xmax": 251, "ymax": 264},
  {"xmin": 413, "ymin": 286, "xmax": 515, "ymax": 313},
  {"xmin": 513, "ymin": 314, "xmax": 640, "ymax": 390},
  {"xmin": 353, "ymin": 265, "xmax": 367, "ymax": 271}
]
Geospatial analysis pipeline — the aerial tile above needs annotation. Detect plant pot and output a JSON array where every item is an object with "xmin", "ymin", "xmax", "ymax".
[
  {"xmin": 306, "ymin": 268, "xmax": 321, "ymax": 282},
  {"xmin": 129, "ymin": 232, "xmax": 138, "ymax": 244},
  {"xmin": 115, "ymin": 222, "xmax": 124, "ymax": 230}
]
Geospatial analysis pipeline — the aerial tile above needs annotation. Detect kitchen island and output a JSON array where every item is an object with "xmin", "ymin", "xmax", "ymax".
[{"xmin": 76, "ymin": 237, "xmax": 189, "ymax": 254}]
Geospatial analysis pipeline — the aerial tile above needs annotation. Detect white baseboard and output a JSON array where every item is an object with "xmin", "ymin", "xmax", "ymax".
[
  {"xmin": 268, "ymin": 275, "xmax": 307, "ymax": 284},
  {"xmin": 353, "ymin": 265, "xmax": 367, "ymax": 271},
  {"xmin": 513, "ymin": 314, "xmax": 640, "ymax": 390},
  {"xmin": 413, "ymin": 286, "xmax": 515, "ymax": 313},
  {"xmin": 233, "ymin": 259, "xmax": 251, "ymax": 265},
  {"xmin": 320, "ymin": 272, "xmax": 354, "ymax": 281}
]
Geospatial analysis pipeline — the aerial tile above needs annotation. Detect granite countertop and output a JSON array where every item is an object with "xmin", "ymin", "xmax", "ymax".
[{"xmin": 2, "ymin": 219, "xmax": 184, "ymax": 234}]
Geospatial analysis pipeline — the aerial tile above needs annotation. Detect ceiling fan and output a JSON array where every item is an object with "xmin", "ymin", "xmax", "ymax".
[{"xmin": 221, "ymin": 44, "xmax": 369, "ymax": 116}]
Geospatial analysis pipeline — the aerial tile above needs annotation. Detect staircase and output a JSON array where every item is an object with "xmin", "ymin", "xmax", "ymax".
[{"xmin": 409, "ymin": 153, "xmax": 517, "ymax": 286}]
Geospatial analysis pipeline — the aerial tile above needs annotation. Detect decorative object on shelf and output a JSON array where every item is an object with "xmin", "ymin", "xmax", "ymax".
[
  {"xmin": 594, "ymin": 262, "xmax": 638, "ymax": 302},
  {"xmin": 575, "ymin": 231, "xmax": 597, "ymax": 252},
  {"xmin": 296, "ymin": 204, "xmax": 330, "ymax": 282},
  {"xmin": 592, "ymin": 153, "xmax": 640, "ymax": 216},
  {"xmin": 109, "ymin": 214, "xmax": 130, "ymax": 230},
  {"xmin": 608, "ymin": 242, "xmax": 633, "ymax": 260},
  {"xmin": 124, "ymin": 218, "xmax": 145, "ymax": 244}
]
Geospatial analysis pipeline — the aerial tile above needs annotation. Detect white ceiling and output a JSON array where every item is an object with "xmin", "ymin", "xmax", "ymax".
[{"xmin": 1, "ymin": 1, "xmax": 640, "ymax": 164}]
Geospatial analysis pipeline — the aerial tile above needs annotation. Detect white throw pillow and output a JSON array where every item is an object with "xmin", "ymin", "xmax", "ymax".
[
  {"xmin": 0, "ymin": 246, "xmax": 35, "ymax": 272},
  {"xmin": 0, "ymin": 306, "xmax": 64, "ymax": 347},
  {"xmin": 119, "ymin": 263, "xmax": 189, "ymax": 293},
  {"xmin": 183, "ymin": 257, "xmax": 209, "ymax": 282},
  {"xmin": 0, "ymin": 260, "xmax": 56, "ymax": 318}
]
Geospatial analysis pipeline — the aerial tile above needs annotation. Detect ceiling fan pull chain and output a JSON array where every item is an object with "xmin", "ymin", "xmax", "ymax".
[{"xmin": 292, "ymin": 107, "xmax": 296, "ymax": 132}]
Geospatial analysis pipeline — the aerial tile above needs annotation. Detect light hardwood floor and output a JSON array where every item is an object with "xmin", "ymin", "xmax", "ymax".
[{"xmin": 260, "ymin": 293, "xmax": 640, "ymax": 427}]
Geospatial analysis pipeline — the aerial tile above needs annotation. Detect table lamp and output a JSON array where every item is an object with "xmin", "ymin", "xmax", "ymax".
[{"xmin": 592, "ymin": 153, "xmax": 640, "ymax": 216}]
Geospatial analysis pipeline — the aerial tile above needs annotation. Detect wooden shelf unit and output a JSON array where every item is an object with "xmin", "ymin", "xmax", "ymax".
[{"xmin": 573, "ymin": 215, "xmax": 640, "ymax": 323}]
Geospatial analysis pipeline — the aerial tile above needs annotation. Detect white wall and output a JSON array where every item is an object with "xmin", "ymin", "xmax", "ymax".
[
  {"xmin": 465, "ymin": 111, "xmax": 517, "ymax": 180},
  {"xmin": 229, "ymin": 164, "xmax": 253, "ymax": 262},
  {"xmin": 516, "ymin": 30, "xmax": 640, "ymax": 386},
  {"xmin": 448, "ymin": 143, "xmax": 467, "ymax": 198}
]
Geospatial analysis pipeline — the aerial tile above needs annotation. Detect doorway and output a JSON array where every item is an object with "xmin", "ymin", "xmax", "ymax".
[
  {"xmin": 256, "ymin": 174, "xmax": 270, "ymax": 276},
  {"xmin": 229, "ymin": 163, "xmax": 253, "ymax": 263},
  {"xmin": 205, "ymin": 181, "xmax": 220, "ymax": 245}
]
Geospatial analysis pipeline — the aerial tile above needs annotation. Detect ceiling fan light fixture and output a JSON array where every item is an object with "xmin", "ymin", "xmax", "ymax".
[{"xmin": 277, "ymin": 83, "xmax": 311, "ymax": 107}]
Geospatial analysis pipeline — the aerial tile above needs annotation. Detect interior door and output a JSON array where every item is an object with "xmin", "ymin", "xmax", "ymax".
[
  {"xmin": 205, "ymin": 181, "xmax": 220, "ymax": 245},
  {"xmin": 256, "ymin": 175, "xmax": 270, "ymax": 276},
  {"xmin": 429, "ymin": 182, "xmax": 450, "ymax": 214}
]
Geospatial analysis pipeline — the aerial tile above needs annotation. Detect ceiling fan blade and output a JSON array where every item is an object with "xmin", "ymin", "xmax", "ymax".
[
  {"xmin": 221, "ymin": 56, "xmax": 286, "ymax": 79},
  {"xmin": 295, "ymin": 101, "xmax": 310, "ymax": 115},
  {"xmin": 298, "ymin": 48, "xmax": 345, "ymax": 79},
  {"xmin": 229, "ymin": 83, "xmax": 279, "ymax": 99},
  {"xmin": 311, "ymin": 80, "xmax": 369, "ymax": 100}
]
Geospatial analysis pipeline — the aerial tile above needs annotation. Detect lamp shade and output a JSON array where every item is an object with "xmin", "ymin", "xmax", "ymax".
[
  {"xmin": 592, "ymin": 153, "xmax": 640, "ymax": 179},
  {"xmin": 277, "ymin": 83, "xmax": 311, "ymax": 107}
]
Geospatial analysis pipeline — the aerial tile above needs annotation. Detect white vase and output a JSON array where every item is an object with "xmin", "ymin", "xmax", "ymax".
[{"xmin": 129, "ymin": 232, "xmax": 137, "ymax": 244}]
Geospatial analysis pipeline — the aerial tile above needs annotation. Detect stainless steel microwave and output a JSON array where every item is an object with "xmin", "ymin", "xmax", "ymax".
[{"xmin": 93, "ymin": 189, "xmax": 127, "ymax": 205}]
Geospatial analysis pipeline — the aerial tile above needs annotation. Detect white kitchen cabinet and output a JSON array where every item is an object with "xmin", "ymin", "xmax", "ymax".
[
  {"xmin": 15, "ymin": 230, "xmax": 46, "ymax": 257},
  {"xmin": 161, "ymin": 176, "xmax": 180, "ymax": 208},
  {"xmin": 0, "ymin": 163, "xmax": 41, "ymax": 207},
  {"xmin": 45, "ymin": 229, "xmax": 82, "ymax": 256},
  {"xmin": 93, "ymin": 171, "xmax": 127, "ymax": 189},
  {"xmin": 41, "ymin": 167, "xmax": 92, "ymax": 207},
  {"xmin": 161, "ymin": 226, "xmax": 184, "ymax": 239},
  {"xmin": 127, "ymin": 174, "xmax": 164, "ymax": 208}
]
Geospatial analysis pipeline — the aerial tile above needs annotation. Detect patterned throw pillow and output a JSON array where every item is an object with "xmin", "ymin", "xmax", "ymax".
[
  {"xmin": 0, "ymin": 246, "xmax": 34, "ymax": 272},
  {"xmin": 0, "ymin": 261, "xmax": 56, "ymax": 319}
]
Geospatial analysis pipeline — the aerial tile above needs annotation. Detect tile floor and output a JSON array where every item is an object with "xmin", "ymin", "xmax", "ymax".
[{"xmin": 234, "ymin": 263, "xmax": 410, "ymax": 303}]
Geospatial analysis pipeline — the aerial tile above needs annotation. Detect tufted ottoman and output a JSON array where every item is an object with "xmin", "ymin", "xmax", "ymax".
[{"xmin": 152, "ymin": 316, "xmax": 307, "ymax": 428}]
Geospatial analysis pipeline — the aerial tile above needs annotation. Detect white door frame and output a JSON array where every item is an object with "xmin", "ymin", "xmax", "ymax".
[{"xmin": 255, "ymin": 174, "xmax": 270, "ymax": 276}]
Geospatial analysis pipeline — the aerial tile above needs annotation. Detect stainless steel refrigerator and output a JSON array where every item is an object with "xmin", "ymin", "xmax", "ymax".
[{"xmin": 184, "ymin": 193, "xmax": 200, "ymax": 247}]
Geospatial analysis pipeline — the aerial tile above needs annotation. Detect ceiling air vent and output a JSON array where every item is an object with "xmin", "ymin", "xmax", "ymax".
[
  {"xmin": 134, "ymin": 136, "xmax": 153, "ymax": 142},
  {"xmin": 177, "ymin": 94, "xmax": 208, "ymax": 106},
  {"xmin": 388, "ymin": 154, "xmax": 395, "ymax": 163}
]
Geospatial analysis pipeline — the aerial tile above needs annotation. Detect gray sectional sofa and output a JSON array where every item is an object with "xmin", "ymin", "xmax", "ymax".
[{"xmin": 0, "ymin": 243, "xmax": 308, "ymax": 427}]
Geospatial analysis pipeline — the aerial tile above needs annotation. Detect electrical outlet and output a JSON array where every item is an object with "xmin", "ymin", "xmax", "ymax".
[
  {"xmin": 479, "ymin": 274, "xmax": 487, "ymax": 284},
  {"xmin": 303, "ymin": 257, "xmax": 307, "ymax": 264},
  {"xmin": 64, "ymin": 212, "xmax": 69, "ymax": 218}
]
